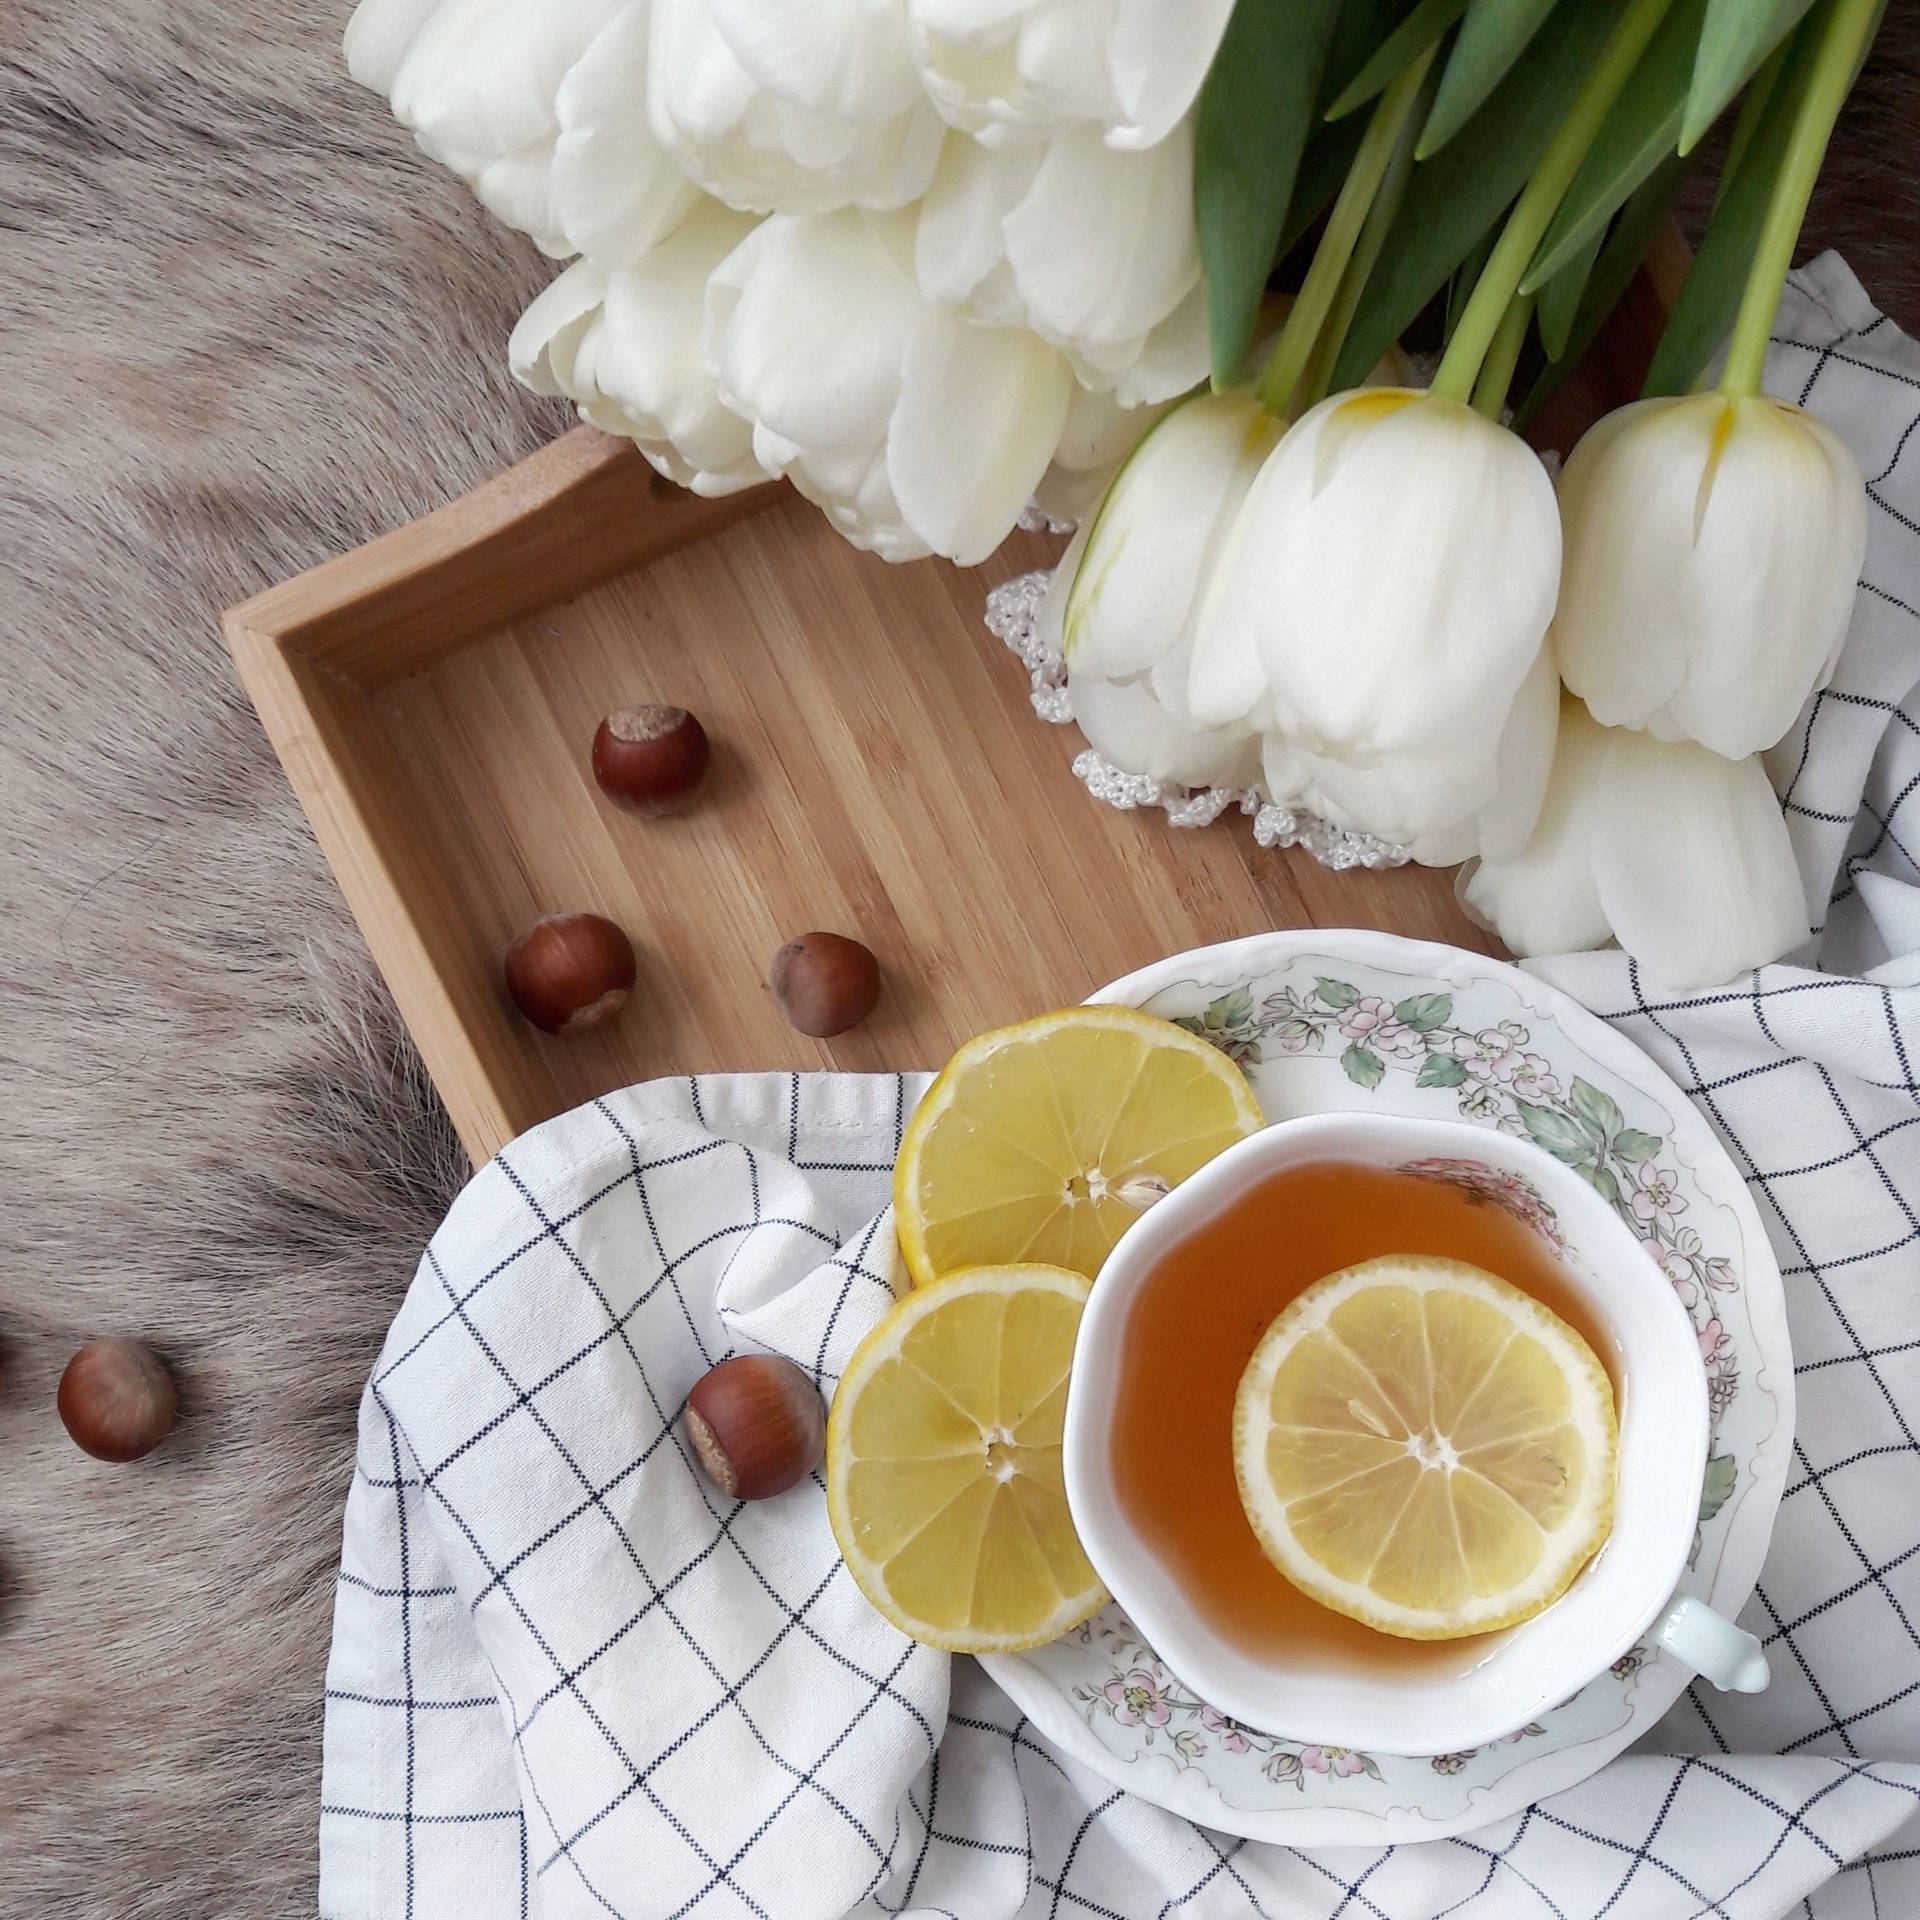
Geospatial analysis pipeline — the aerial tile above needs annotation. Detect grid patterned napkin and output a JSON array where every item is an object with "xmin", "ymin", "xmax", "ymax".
[{"xmin": 321, "ymin": 254, "xmax": 1920, "ymax": 1920}]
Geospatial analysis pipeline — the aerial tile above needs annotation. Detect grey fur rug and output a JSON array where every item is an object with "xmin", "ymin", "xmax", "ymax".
[{"xmin": 0, "ymin": 7, "xmax": 1915, "ymax": 1915}]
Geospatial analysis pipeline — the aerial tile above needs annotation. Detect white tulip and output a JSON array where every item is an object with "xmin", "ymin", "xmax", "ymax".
[
  {"xmin": 907, "ymin": 0, "xmax": 1236, "ymax": 151},
  {"xmin": 1058, "ymin": 391, "xmax": 1283, "ymax": 687},
  {"xmin": 1047, "ymin": 392, "xmax": 1277, "ymax": 794},
  {"xmin": 1190, "ymin": 393, "xmax": 1566, "ymax": 852},
  {"xmin": 703, "ymin": 208, "xmax": 1074, "ymax": 562},
  {"xmin": 649, "ymin": 0, "xmax": 945, "ymax": 215},
  {"xmin": 510, "ymin": 203, "xmax": 765, "ymax": 495},
  {"xmin": 1553, "ymin": 393, "xmax": 1866, "ymax": 760},
  {"xmin": 1464, "ymin": 699, "xmax": 1809, "ymax": 991},
  {"xmin": 913, "ymin": 116, "xmax": 1206, "ymax": 402},
  {"xmin": 355, "ymin": 0, "xmax": 631, "ymax": 257}
]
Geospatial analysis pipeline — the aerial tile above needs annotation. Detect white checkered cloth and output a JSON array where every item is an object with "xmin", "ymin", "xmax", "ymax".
[{"xmin": 321, "ymin": 254, "xmax": 1920, "ymax": 1920}]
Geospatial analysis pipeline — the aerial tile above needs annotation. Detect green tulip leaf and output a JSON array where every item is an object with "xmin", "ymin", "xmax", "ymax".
[
  {"xmin": 1324, "ymin": 0, "xmax": 1428, "ymax": 110},
  {"xmin": 1536, "ymin": 219, "xmax": 1608, "ymax": 359},
  {"xmin": 1333, "ymin": 0, "xmax": 1631, "ymax": 390},
  {"xmin": 1418, "ymin": 0, "xmax": 1560, "ymax": 157},
  {"xmin": 1643, "ymin": 8, "xmax": 1823, "ymax": 396},
  {"xmin": 1326, "ymin": 0, "xmax": 1468, "ymax": 119},
  {"xmin": 1682, "ymin": 0, "xmax": 1819, "ymax": 152},
  {"xmin": 1522, "ymin": 0, "xmax": 1712, "ymax": 294},
  {"xmin": 1513, "ymin": 148, "xmax": 1692, "ymax": 427},
  {"xmin": 1195, "ymin": 0, "xmax": 1346, "ymax": 386}
]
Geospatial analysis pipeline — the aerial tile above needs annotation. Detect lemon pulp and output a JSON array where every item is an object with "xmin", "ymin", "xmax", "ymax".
[
  {"xmin": 1233, "ymin": 1255, "xmax": 1617, "ymax": 1640},
  {"xmin": 826, "ymin": 1264, "xmax": 1105, "ymax": 1653}
]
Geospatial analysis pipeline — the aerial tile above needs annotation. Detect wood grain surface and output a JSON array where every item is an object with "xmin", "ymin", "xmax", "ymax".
[{"xmin": 226, "ymin": 435, "xmax": 1495, "ymax": 1164}]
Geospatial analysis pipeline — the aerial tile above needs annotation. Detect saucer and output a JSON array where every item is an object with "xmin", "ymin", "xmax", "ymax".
[{"xmin": 976, "ymin": 930, "xmax": 1793, "ymax": 1846}]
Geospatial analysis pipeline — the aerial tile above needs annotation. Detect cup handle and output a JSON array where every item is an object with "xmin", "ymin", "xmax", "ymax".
[{"xmin": 1654, "ymin": 1595, "xmax": 1770, "ymax": 1693}]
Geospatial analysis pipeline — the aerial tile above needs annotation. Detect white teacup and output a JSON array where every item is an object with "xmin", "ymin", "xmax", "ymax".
[{"xmin": 1063, "ymin": 1111, "xmax": 1768, "ymax": 1757}]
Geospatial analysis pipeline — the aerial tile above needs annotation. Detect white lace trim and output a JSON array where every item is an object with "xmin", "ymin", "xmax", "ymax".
[{"xmin": 986, "ymin": 566, "xmax": 1412, "ymax": 872}]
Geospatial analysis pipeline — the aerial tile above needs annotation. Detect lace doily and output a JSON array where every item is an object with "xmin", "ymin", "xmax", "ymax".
[{"xmin": 985, "ymin": 568, "xmax": 1412, "ymax": 873}]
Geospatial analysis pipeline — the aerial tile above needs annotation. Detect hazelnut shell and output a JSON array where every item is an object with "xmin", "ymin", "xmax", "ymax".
[
  {"xmin": 505, "ymin": 913, "xmax": 637, "ymax": 1034},
  {"xmin": 685, "ymin": 1354, "xmax": 825, "ymax": 1500},
  {"xmin": 768, "ymin": 932, "xmax": 881, "ymax": 1038},
  {"xmin": 592, "ymin": 705, "xmax": 711, "ymax": 815},
  {"xmin": 58, "ymin": 1339, "xmax": 179, "ymax": 1462}
]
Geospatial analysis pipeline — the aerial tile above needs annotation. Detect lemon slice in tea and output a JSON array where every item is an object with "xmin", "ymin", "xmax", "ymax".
[
  {"xmin": 1233, "ymin": 1256, "xmax": 1617, "ymax": 1640},
  {"xmin": 826, "ymin": 1264, "xmax": 1105, "ymax": 1653},
  {"xmin": 893, "ymin": 1005, "xmax": 1263, "ymax": 1287}
]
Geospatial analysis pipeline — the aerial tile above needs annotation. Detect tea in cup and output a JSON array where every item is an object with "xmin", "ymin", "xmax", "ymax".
[{"xmin": 1063, "ymin": 1111, "xmax": 1767, "ymax": 1757}]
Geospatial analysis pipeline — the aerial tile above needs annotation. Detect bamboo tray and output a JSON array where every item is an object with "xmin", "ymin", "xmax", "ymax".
[{"xmin": 224, "ymin": 237, "xmax": 1683, "ymax": 1166}]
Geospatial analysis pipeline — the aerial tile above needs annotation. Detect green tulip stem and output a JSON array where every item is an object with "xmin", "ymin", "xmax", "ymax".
[
  {"xmin": 1472, "ymin": 291, "xmax": 1538, "ymax": 419},
  {"xmin": 1296, "ymin": 52, "xmax": 1438, "ymax": 412},
  {"xmin": 1255, "ymin": 41, "xmax": 1441, "ymax": 419},
  {"xmin": 1719, "ymin": 0, "xmax": 1884, "ymax": 401},
  {"xmin": 1430, "ymin": 0, "xmax": 1681, "ymax": 406}
]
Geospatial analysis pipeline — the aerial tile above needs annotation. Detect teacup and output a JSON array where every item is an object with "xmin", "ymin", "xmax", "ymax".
[{"xmin": 1063, "ymin": 1110, "xmax": 1769, "ymax": 1757}]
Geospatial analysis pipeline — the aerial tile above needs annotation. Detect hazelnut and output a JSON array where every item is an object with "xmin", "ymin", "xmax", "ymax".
[
  {"xmin": 685, "ymin": 1354, "xmax": 825, "ymax": 1500},
  {"xmin": 768, "ymin": 932, "xmax": 881, "ymax": 1038},
  {"xmin": 505, "ymin": 912, "xmax": 636, "ymax": 1034},
  {"xmin": 58, "ymin": 1339, "xmax": 179, "ymax": 1462},
  {"xmin": 592, "ymin": 705, "xmax": 710, "ymax": 815}
]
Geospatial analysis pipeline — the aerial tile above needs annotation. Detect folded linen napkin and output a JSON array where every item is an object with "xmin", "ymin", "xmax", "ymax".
[{"xmin": 322, "ymin": 253, "xmax": 1920, "ymax": 1920}]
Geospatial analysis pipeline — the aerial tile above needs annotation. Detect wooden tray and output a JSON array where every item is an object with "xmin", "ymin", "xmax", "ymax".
[{"xmin": 224, "ymin": 238, "xmax": 1684, "ymax": 1166}]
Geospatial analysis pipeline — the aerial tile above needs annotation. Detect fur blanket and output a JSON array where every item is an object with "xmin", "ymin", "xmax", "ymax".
[{"xmin": 0, "ymin": 7, "xmax": 1914, "ymax": 1915}]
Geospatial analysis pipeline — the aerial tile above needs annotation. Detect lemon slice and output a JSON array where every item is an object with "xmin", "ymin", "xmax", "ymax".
[
  {"xmin": 1233, "ymin": 1257, "xmax": 1617, "ymax": 1640},
  {"xmin": 826, "ymin": 1264, "xmax": 1106, "ymax": 1653},
  {"xmin": 894, "ymin": 1005, "xmax": 1263, "ymax": 1287}
]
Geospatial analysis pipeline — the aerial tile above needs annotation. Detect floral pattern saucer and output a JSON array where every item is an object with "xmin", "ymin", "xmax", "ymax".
[{"xmin": 977, "ymin": 930, "xmax": 1792, "ymax": 1848}]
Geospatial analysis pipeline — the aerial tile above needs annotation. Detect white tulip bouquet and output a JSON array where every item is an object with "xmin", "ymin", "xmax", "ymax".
[{"xmin": 349, "ymin": 0, "xmax": 1885, "ymax": 991}]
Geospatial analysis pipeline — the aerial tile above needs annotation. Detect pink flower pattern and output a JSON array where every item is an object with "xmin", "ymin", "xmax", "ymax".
[
  {"xmin": 1103, "ymin": 1670, "xmax": 1172, "ymax": 1728},
  {"xmin": 1338, "ymin": 996, "xmax": 1424, "ymax": 1060}
]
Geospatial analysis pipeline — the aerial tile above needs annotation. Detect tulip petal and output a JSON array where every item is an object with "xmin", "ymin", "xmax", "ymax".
[
  {"xmin": 887, "ymin": 311, "xmax": 1074, "ymax": 565},
  {"xmin": 707, "ymin": 0, "xmax": 924, "ymax": 119},
  {"xmin": 1208, "ymin": 392, "xmax": 1561, "ymax": 762},
  {"xmin": 552, "ymin": 5, "xmax": 702, "ymax": 268},
  {"xmin": 1107, "ymin": 0, "xmax": 1238, "ymax": 149},
  {"xmin": 391, "ymin": 0, "xmax": 623, "ymax": 184},
  {"xmin": 914, "ymin": 138, "xmax": 1042, "ymax": 311},
  {"xmin": 1069, "ymin": 671, "xmax": 1260, "ymax": 790},
  {"xmin": 1555, "ymin": 393, "xmax": 1867, "ymax": 759},
  {"xmin": 1002, "ymin": 123, "xmax": 1201, "ymax": 359},
  {"xmin": 345, "ymin": 0, "xmax": 444, "ymax": 93},
  {"xmin": 509, "ymin": 258, "xmax": 608, "ymax": 397},
  {"xmin": 705, "ymin": 210, "xmax": 920, "ymax": 451},
  {"xmin": 1461, "ymin": 700, "xmax": 1614, "ymax": 959},
  {"xmin": 1589, "ymin": 731, "xmax": 1808, "ymax": 991},
  {"xmin": 1064, "ymin": 391, "xmax": 1282, "ymax": 683}
]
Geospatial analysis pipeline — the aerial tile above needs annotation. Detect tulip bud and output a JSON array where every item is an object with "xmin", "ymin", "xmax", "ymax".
[
  {"xmin": 1464, "ymin": 698, "xmax": 1809, "ymax": 991},
  {"xmin": 1553, "ymin": 393, "xmax": 1866, "ymax": 760}
]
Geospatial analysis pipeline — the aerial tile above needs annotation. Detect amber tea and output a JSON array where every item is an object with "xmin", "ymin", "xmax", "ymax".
[{"xmin": 1107, "ymin": 1157, "xmax": 1620, "ymax": 1678}]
